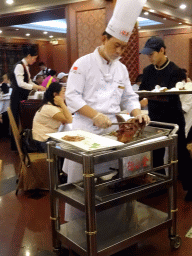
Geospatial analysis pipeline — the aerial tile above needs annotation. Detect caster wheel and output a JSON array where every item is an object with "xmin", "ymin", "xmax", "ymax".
[{"xmin": 170, "ymin": 235, "xmax": 182, "ymax": 250}]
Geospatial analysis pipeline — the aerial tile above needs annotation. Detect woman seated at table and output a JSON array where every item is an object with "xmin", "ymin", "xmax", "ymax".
[
  {"xmin": 41, "ymin": 70, "xmax": 57, "ymax": 89},
  {"xmin": 32, "ymin": 82, "xmax": 73, "ymax": 152}
]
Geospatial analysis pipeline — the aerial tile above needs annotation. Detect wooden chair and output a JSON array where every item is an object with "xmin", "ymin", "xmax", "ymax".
[
  {"xmin": 7, "ymin": 107, "xmax": 49, "ymax": 195},
  {"xmin": 20, "ymin": 99, "xmax": 43, "ymax": 129},
  {"xmin": 0, "ymin": 159, "xmax": 2, "ymax": 182}
]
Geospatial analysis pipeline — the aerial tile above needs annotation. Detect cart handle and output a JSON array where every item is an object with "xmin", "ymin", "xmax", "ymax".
[{"xmin": 148, "ymin": 121, "xmax": 179, "ymax": 136}]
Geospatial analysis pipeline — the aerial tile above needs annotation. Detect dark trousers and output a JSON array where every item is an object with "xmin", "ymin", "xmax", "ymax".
[
  {"xmin": 10, "ymin": 92, "xmax": 28, "ymax": 150},
  {"xmin": 153, "ymin": 126, "xmax": 192, "ymax": 191}
]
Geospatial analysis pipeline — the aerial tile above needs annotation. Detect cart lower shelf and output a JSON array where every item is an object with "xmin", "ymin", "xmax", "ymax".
[{"xmin": 56, "ymin": 202, "xmax": 172, "ymax": 256}]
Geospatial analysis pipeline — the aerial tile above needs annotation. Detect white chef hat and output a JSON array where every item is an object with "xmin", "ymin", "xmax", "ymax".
[
  {"xmin": 106, "ymin": 0, "xmax": 147, "ymax": 42},
  {"xmin": 57, "ymin": 72, "xmax": 68, "ymax": 80}
]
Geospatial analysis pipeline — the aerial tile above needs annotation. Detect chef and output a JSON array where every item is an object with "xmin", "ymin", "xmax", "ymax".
[{"xmin": 63, "ymin": 0, "xmax": 149, "ymax": 221}]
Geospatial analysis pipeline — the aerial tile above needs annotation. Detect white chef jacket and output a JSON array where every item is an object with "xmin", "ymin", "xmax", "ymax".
[
  {"xmin": 66, "ymin": 47, "xmax": 140, "ymax": 116},
  {"xmin": 179, "ymin": 82, "xmax": 192, "ymax": 137},
  {"xmin": 14, "ymin": 58, "xmax": 35, "ymax": 90},
  {"xmin": 64, "ymin": 47, "xmax": 140, "ymax": 221}
]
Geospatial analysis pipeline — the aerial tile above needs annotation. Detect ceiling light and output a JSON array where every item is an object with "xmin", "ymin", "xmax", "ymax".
[
  {"xmin": 12, "ymin": 19, "xmax": 67, "ymax": 34},
  {"xmin": 49, "ymin": 35, "xmax": 53, "ymax": 38},
  {"xmin": 137, "ymin": 17, "xmax": 162, "ymax": 26},
  {"xmin": 144, "ymin": 12, "xmax": 149, "ymax": 15},
  {"xmin": 150, "ymin": 9, "xmax": 155, "ymax": 13},
  {"xmin": 0, "ymin": 30, "xmax": 2, "ymax": 34},
  {"xmin": 163, "ymin": 18, "xmax": 167, "ymax": 20},
  {"xmin": 43, "ymin": 31, "xmax": 48, "ymax": 34},
  {"xmin": 26, "ymin": 33, "xmax": 30, "ymax": 36},
  {"xmin": 179, "ymin": 4, "xmax": 187, "ymax": 10},
  {"xmin": 6, "ymin": 0, "xmax": 14, "ymax": 4},
  {"xmin": 179, "ymin": 22, "xmax": 182, "ymax": 25}
]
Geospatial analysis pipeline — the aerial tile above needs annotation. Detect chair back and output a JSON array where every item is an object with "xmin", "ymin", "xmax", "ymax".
[
  {"xmin": 0, "ymin": 159, "xmax": 2, "ymax": 177},
  {"xmin": 7, "ymin": 107, "xmax": 24, "ymax": 160},
  {"xmin": 20, "ymin": 99, "xmax": 43, "ymax": 129}
]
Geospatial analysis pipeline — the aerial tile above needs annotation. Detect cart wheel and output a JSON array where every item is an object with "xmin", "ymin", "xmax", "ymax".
[{"xmin": 170, "ymin": 235, "xmax": 182, "ymax": 250}]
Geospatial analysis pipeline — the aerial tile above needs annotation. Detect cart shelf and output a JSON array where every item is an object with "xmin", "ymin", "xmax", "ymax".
[
  {"xmin": 56, "ymin": 202, "xmax": 172, "ymax": 256},
  {"xmin": 54, "ymin": 178, "xmax": 172, "ymax": 212}
]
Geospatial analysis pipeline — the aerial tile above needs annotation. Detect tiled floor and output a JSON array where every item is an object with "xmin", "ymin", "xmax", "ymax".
[{"xmin": 0, "ymin": 137, "xmax": 192, "ymax": 256}]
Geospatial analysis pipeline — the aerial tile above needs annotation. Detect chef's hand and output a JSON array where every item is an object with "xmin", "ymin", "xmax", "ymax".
[
  {"xmin": 135, "ymin": 114, "xmax": 150, "ymax": 125},
  {"xmin": 92, "ymin": 112, "xmax": 112, "ymax": 129},
  {"xmin": 54, "ymin": 96, "xmax": 65, "ymax": 107}
]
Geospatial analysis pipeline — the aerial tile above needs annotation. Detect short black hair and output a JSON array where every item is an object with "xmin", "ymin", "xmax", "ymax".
[
  {"xmin": 1, "ymin": 83, "xmax": 9, "ymax": 94},
  {"xmin": 181, "ymin": 68, "xmax": 187, "ymax": 74},
  {"xmin": 102, "ymin": 31, "xmax": 112, "ymax": 39},
  {"xmin": 135, "ymin": 74, "xmax": 143, "ymax": 83},
  {"xmin": 48, "ymin": 70, "xmax": 57, "ymax": 76},
  {"xmin": 39, "ymin": 62, "xmax": 45, "ymax": 67},
  {"xmin": 22, "ymin": 45, "xmax": 38, "ymax": 57}
]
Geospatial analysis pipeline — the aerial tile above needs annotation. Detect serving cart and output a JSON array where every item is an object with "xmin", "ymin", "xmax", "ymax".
[{"xmin": 47, "ymin": 121, "xmax": 181, "ymax": 256}]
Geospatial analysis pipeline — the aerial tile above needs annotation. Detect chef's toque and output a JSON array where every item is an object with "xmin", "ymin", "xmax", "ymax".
[{"xmin": 106, "ymin": 0, "xmax": 147, "ymax": 42}]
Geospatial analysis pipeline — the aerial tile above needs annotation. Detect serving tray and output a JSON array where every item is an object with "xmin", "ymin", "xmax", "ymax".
[
  {"xmin": 136, "ymin": 90, "xmax": 192, "ymax": 97},
  {"xmin": 47, "ymin": 130, "xmax": 123, "ymax": 152}
]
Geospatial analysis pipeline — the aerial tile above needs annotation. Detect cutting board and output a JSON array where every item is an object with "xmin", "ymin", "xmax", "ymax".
[{"xmin": 47, "ymin": 130, "xmax": 123, "ymax": 152}]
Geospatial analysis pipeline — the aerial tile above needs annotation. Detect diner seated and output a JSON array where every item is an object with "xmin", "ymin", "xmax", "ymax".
[
  {"xmin": 41, "ymin": 70, "xmax": 57, "ymax": 88},
  {"xmin": 32, "ymin": 82, "xmax": 72, "ymax": 152},
  {"xmin": 0, "ymin": 78, "xmax": 12, "ymax": 137},
  {"xmin": 34, "ymin": 74, "xmax": 44, "ymax": 86}
]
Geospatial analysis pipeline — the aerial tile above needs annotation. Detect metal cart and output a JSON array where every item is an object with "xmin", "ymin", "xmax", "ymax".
[{"xmin": 47, "ymin": 121, "xmax": 181, "ymax": 256}]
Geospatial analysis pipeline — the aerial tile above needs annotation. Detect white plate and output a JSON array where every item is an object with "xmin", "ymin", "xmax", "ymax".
[{"xmin": 47, "ymin": 130, "xmax": 124, "ymax": 152}]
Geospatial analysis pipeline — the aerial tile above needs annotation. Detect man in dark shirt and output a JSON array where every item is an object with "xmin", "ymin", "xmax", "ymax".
[{"xmin": 140, "ymin": 36, "xmax": 192, "ymax": 201}]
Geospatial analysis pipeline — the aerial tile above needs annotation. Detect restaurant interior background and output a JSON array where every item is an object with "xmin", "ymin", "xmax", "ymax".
[{"xmin": 0, "ymin": 0, "xmax": 192, "ymax": 84}]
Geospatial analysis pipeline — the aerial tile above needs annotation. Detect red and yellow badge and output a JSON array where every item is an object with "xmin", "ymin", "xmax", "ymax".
[{"xmin": 120, "ymin": 30, "xmax": 129, "ymax": 37}]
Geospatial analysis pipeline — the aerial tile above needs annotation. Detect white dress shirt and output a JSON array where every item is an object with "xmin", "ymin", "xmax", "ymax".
[
  {"xmin": 14, "ymin": 58, "xmax": 35, "ymax": 90},
  {"xmin": 180, "ymin": 82, "xmax": 192, "ymax": 137}
]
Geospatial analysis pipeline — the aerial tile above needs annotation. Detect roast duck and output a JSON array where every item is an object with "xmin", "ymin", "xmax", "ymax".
[{"xmin": 115, "ymin": 116, "xmax": 146, "ymax": 143}]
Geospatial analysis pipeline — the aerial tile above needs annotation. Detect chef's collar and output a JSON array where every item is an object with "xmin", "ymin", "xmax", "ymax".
[
  {"xmin": 94, "ymin": 48, "xmax": 114, "ymax": 82},
  {"xmin": 96, "ymin": 47, "xmax": 112, "ymax": 66}
]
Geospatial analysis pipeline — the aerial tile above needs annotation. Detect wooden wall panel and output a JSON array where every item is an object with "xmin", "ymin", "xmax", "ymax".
[
  {"xmin": 66, "ymin": 0, "xmax": 113, "ymax": 67},
  {"xmin": 52, "ymin": 39, "xmax": 69, "ymax": 73},
  {"xmin": 76, "ymin": 8, "xmax": 106, "ymax": 57},
  {"xmin": 139, "ymin": 27, "xmax": 192, "ymax": 80},
  {"xmin": 190, "ymin": 39, "xmax": 192, "ymax": 80}
]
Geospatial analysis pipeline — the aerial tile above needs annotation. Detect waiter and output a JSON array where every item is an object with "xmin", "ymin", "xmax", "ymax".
[
  {"xmin": 139, "ymin": 37, "xmax": 192, "ymax": 201},
  {"xmin": 10, "ymin": 45, "xmax": 45, "ymax": 125},
  {"xmin": 63, "ymin": 0, "xmax": 149, "ymax": 221},
  {"xmin": 10, "ymin": 45, "xmax": 45, "ymax": 149}
]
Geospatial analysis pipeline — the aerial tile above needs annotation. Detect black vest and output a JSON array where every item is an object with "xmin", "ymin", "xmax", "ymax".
[{"xmin": 11, "ymin": 61, "xmax": 30, "ymax": 101}]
